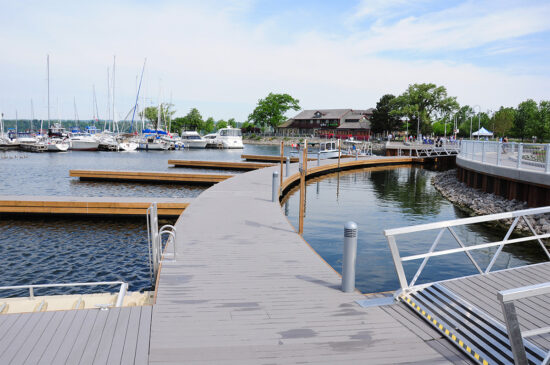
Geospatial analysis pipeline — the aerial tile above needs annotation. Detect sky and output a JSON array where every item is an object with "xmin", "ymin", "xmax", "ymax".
[{"xmin": 0, "ymin": 0, "xmax": 549, "ymax": 122}]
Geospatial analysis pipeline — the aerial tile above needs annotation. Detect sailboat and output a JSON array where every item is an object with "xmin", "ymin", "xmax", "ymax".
[{"xmin": 42, "ymin": 55, "xmax": 69, "ymax": 152}]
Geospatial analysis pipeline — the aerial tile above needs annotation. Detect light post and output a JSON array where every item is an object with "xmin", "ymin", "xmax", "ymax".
[
  {"xmin": 416, "ymin": 111, "xmax": 421, "ymax": 140},
  {"xmin": 473, "ymin": 105, "xmax": 481, "ymax": 140}
]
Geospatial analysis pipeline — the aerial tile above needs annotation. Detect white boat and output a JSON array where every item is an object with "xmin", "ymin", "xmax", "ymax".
[
  {"xmin": 180, "ymin": 131, "xmax": 207, "ymax": 149},
  {"xmin": 138, "ymin": 135, "xmax": 171, "ymax": 150},
  {"xmin": 69, "ymin": 132, "xmax": 99, "ymax": 151},
  {"xmin": 45, "ymin": 138, "xmax": 69, "ymax": 152},
  {"xmin": 291, "ymin": 140, "xmax": 341, "ymax": 159},
  {"xmin": 117, "ymin": 133, "xmax": 139, "ymax": 152},
  {"xmin": 205, "ymin": 127, "xmax": 243, "ymax": 149}
]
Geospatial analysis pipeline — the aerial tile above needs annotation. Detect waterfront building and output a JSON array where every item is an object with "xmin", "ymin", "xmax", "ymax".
[{"xmin": 277, "ymin": 108, "xmax": 373, "ymax": 139}]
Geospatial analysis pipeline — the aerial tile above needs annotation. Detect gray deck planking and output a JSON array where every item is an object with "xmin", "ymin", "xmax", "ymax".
[
  {"xmin": 149, "ymin": 157, "xmax": 455, "ymax": 364},
  {"xmin": 442, "ymin": 262, "xmax": 550, "ymax": 351},
  {"xmin": 0, "ymin": 306, "xmax": 151, "ymax": 364}
]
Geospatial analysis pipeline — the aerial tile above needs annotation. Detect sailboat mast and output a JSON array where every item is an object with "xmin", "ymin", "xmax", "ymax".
[
  {"xmin": 47, "ymin": 54, "xmax": 50, "ymax": 129},
  {"xmin": 30, "ymin": 99, "xmax": 35, "ymax": 133},
  {"xmin": 106, "ymin": 68, "xmax": 110, "ymax": 131},
  {"xmin": 112, "ymin": 55, "xmax": 117, "ymax": 133}
]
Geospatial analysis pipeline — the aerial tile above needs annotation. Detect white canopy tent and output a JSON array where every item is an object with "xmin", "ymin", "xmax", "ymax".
[{"xmin": 472, "ymin": 127, "xmax": 493, "ymax": 137}]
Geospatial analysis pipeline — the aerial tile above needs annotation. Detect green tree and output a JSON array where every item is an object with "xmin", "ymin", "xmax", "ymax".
[
  {"xmin": 216, "ymin": 120, "xmax": 228, "ymax": 130},
  {"xmin": 227, "ymin": 118, "xmax": 237, "ymax": 128},
  {"xmin": 391, "ymin": 83, "xmax": 459, "ymax": 135},
  {"xmin": 491, "ymin": 107, "xmax": 515, "ymax": 137},
  {"xmin": 248, "ymin": 93, "xmax": 300, "ymax": 128},
  {"xmin": 537, "ymin": 101, "xmax": 550, "ymax": 142},
  {"xmin": 514, "ymin": 99, "xmax": 538, "ymax": 141},
  {"xmin": 140, "ymin": 103, "xmax": 175, "ymax": 130},
  {"xmin": 203, "ymin": 117, "xmax": 215, "ymax": 134},
  {"xmin": 370, "ymin": 94, "xmax": 401, "ymax": 135}
]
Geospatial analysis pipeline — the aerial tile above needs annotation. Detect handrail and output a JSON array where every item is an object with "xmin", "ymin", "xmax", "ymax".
[
  {"xmin": 385, "ymin": 206, "xmax": 550, "ymax": 292},
  {"xmin": 497, "ymin": 281, "xmax": 550, "ymax": 365},
  {"xmin": 0, "ymin": 281, "xmax": 128, "ymax": 307}
]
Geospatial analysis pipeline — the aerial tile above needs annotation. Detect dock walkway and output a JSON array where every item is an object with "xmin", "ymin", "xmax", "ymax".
[
  {"xmin": 149, "ymin": 157, "xmax": 464, "ymax": 364},
  {"xmin": 0, "ymin": 306, "xmax": 151, "ymax": 364}
]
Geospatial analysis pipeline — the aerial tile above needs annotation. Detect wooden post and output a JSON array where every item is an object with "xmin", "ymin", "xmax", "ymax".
[
  {"xmin": 279, "ymin": 141, "xmax": 284, "ymax": 196},
  {"xmin": 338, "ymin": 139, "xmax": 341, "ymax": 169},
  {"xmin": 298, "ymin": 140, "xmax": 307, "ymax": 235}
]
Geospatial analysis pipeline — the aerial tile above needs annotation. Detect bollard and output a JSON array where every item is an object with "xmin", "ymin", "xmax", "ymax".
[
  {"xmin": 318, "ymin": 152, "xmax": 321, "ymax": 167},
  {"xmin": 342, "ymin": 221, "xmax": 358, "ymax": 293},
  {"xmin": 286, "ymin": 157, "xmax": 290, "ymax": 177},
  {"xmin": 272, "ymin": 171, "xmax": 279, "ymax": 202}
]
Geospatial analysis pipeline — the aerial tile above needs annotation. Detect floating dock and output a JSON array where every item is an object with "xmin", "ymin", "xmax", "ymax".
[
  {"xmin": 0, "ymin": 196, "xmax": 191, "ymax": 216},
  {"xmin": 168, "ymin": 159, "xmax": 274, "ymax": 170},
  {"xmin": 70, "ymin": 170, "xmax": 233, "ymax": 184},
  {"xmin": 240, "ymin": 154, "xmax": 321, "ymax": 163}
]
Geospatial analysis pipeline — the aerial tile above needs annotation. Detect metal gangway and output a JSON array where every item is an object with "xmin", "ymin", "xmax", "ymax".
[
  {"xmin": 147, "ymin": 202, "xmax": 177, "ymax": 284},
  {"xmin": 385, "ymin": 206, "xmax": 550, "ymax": 365}
]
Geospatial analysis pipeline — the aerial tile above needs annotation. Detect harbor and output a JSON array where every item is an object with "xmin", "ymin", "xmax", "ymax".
[{"xmin": 1, "ymin": 2, "xmax": 549, "ymax": 362}]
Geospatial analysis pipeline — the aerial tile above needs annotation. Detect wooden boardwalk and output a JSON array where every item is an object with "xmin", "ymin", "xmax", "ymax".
[
  {"xmin": 168, "ymin": 159, "xmax": 275, "ymax": 170},
  {"xmin": 70, "ymin": 170, "xmax": 233, "ymax": 184},
  {"xmin": 0, "ymin": 306, "xmax": 151, "ymax": 364},
  {"xmin": 0, "ymin": 195, "xmax": 191, "ymax": 216},
  {"xmin": 149, "ymin": 157, "xmax": 462, "ymax": 364}
]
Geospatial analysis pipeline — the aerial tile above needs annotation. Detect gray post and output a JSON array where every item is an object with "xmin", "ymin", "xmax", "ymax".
[
  {"xmin": 285, "ymin": 157, "xmax": 290, "ymax": 177},
  {"xmin": 272, "ymin": 171, "xmax": 279, "ymax": 202},
  {"xmin": 545, "ymin": 144, "xmax": 550, "ymax": 173},
  {"xmin": 342, "ymin": 221, "xmax": 358, "ymax": 293},
  {"xmin": 499, "ymin": 299, "xmax": 528, "ymax": 365},
  {"xmin": 517, "ymin": 143, "xmax": 523, "ymax": 169},
  {"xmin": 481, "ymin": 141, "xmax": 486, "ymax": 163},
  {"xmin": 355, "ymin": 149, "xmax": 359, "ymax": 161},
  {"xmin": 318, "ymin": 152, "xmax": 321, "ymax": 167},
  {"xmin": 497, "ymin": 142, "xmax": 502, "ymax": 166}
]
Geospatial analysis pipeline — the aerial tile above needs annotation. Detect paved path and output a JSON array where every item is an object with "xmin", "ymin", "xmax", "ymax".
[{"xmin": 149, "ymin": 157, "xmax": 457, "ymax": 364}]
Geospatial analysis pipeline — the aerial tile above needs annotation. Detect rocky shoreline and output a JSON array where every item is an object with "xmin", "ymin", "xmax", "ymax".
[{"xmin": 432, "ymin": 169, "xmax": 550, "ymax": 235}]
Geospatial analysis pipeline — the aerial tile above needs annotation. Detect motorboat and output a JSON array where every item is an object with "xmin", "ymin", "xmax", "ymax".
[
  {"xmin": 69, "ymin": 132, "xmax": 99, "ymax": 151},
  {"xmin": 291, "ymin": 140, "xmax": 341, "ymax": 159},
  {"xmin": 180, "ymin": 131, "xmax": 207, "ymax": 149},
  {"xmin": 138, "ymin": 129, "xmax": 173, "ymax": 151},
  {"xmin": 117, "ymin": 133, "xmax": 139, "ymax": 152},
  {"xmin": 205, "ymin": 127, "xmax": 243, "ymax": 149},
  {"xmin": 44, "ymin": 138, "xmax": 69, "ymax": 152}
]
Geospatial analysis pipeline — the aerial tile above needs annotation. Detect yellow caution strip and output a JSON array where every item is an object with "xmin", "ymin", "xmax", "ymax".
[{"xmin": 403, "ymin": 295, "xmax": 489, "ymax": 365}]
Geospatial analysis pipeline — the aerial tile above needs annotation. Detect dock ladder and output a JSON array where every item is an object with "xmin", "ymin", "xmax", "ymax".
[
  {"xmin": 147, "ymin": 202, "xmax": 177, "ymax": 284},
  {"xmin": 385, "ymin": 206, "xmax": 550, "ymax": 365}
]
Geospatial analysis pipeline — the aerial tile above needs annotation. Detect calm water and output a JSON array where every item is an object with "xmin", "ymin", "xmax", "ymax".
[
  {"xmin": 0, "ymin": 144, "xmax": 283, "ymax": 197},
  {"xmin": 0, "ymin": 144, "xmax": 281, "ymax": 296},
  {"xmin": 283, "ymin": 166, "xmax": 547, "ymax": 293},
  {"xmin": 0, "ymin": 216, "xmax": 155, "ymax": 297}
]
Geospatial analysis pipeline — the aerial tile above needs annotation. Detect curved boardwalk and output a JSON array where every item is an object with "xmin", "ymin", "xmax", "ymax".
[{"xmin": 149, "ymin": 157, "xmax": 460, "ymax": 364}]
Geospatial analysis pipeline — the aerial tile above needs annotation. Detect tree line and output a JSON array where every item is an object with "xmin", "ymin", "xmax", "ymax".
[{"xmin": 370, "ymin": 83, "xmax": 550, "ymax": 141}]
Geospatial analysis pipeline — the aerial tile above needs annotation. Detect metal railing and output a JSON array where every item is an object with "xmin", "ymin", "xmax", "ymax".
[
  {"xmin": 147, "ymin": 203, "xmax": 177, "ymax": 284},
  {"xmin": 384, "ymin": 206, "xmax": 550, "ymax": 294},
  {"xmin": 459, "ymin": 140, "xmax": 550, "ymax": 173},
  {"xmin": 498, "ymin": 282, "xmax": 550, "ymax": 365},
  {"xmin": 388, "ymin": 141, "xmax": 460, "ymax": 157},
  {"xmin": 0, "ymin": 281, "xmax": 128, "ymax": 307}
]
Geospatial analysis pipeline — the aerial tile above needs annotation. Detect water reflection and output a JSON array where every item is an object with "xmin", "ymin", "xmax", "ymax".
[{"xmin": 284, "ymin": 165, "xmax": 548, "ymax": 293}]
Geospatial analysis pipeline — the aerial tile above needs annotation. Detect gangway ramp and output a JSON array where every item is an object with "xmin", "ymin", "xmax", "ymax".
[{"xmin": 385, "ymin": 206, "xmax": 550, "ymax": 365}]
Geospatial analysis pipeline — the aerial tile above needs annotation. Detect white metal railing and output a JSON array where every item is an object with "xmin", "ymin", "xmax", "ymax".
[
  {"xmin": 459, "ymin": 140, "xmax": 550, "ymax": 173},
  {"xmin": 498, "ymin": 282, "xmax": 550, "ymax": 365},
  {"xmin": 0, "ymin": 281, "xmax": 128, "ymax": 307},
  {"xmin": 384, "ymin": 206, "xmax": 550, "ymax": 294},
  {"xmin": 389, "ymin": 141, "xmax": 460, "ymax": 157},
  {"xmin": 146, "ymin": 203, "xmax": 177, "ymax": 284}
]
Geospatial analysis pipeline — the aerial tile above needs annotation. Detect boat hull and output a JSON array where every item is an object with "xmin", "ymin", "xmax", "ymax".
[
  {"xmin": 46, "ymin": 143, "xmax": 69, "ymax": 152},
  {"xmin": 70, "ymin": 140, "xmax": 99, "ymax": 151}
]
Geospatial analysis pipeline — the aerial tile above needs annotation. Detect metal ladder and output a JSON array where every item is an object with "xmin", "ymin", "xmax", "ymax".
[{"xmin": 147, "ymin": 202, "xmax": 177, "ymax": 285}]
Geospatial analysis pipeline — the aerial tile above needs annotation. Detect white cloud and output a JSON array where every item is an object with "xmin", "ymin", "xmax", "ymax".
[{"xmin": 0, "ymin": 0, "xmax": 548, "ymax": 122}]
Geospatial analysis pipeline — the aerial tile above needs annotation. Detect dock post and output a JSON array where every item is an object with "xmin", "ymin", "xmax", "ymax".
[
  {"xmin": 280, "ymin": 142, "xmax": 284, "ymax": 195},
  {"xmin": 545, "ymin": 144, "xmax": 550, "ymax": 173},
  {"xmin": 318, "ymin": 152, "xmax": 321, "ymax": 167},
  {"xmin": 338, "ymin": 139, "xmax": 341, "ymax": 169},
  {"xmin": 342, "ymin": 221, "xmax": 358, "ymax": 293},
  {"xmin": 355, "ymin": 149, "xmax": 358, "ymax": 161},
  {"xmin": 298, "ymin": 141, "xmax": 307, "ymax": 235},
  {"xmin": 286, "ymin": 157, "xmax": 290, "ymax": 176},
  {"xmin": 272, "ymin": 171, "xmax": 279, "ymax": 202}
]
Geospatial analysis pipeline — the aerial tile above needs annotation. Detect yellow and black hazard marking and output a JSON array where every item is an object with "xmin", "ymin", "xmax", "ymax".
[{"xmin": 402, "ymin": 295, "xmax": 489, "ymax": 365}]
